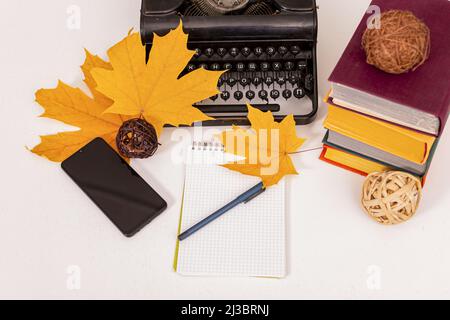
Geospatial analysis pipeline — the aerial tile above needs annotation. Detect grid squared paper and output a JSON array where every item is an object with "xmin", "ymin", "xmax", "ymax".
[{"xmin": 176, "ymin": 143, "xmax": 286, "ymax": 278}]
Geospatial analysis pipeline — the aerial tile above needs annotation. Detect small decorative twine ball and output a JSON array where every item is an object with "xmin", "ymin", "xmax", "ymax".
[
  {"xmin": 116, "ymin": 118, "xmax": 159, "ymax": 159},
  {"xmin": 362, "ymin": 10, "xmax": 430, "ymax": 74},
  {"xmin": 361, "ymin": 171, "xmax": 422, "ymax": 225}
]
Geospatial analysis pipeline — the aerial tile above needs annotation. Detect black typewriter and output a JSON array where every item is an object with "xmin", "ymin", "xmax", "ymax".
[{"xmin": 141, "ymin": 0, "xmax": 318, "ymax": 126}]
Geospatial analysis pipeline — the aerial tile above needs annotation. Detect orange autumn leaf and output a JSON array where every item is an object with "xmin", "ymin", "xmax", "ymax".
[
  {"xmin": 31, "ymin": 50, "xmax": 129, "ymax": 162},
  {"xmin": 91, "ymin": 22, "xmax": 225, "ymax": 136},
  {"xmin": 219, "ymin": 105, "xmax": 306, "ymax": 187}
]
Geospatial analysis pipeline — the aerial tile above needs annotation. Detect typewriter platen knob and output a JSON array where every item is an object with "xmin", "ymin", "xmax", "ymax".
[
  {"xmin": 217, "ymin": 48, "xmax": 227, "ymax": 57},
  {"xmin": 204, "ymin": 48, "xmax": 214, "ymax": 57},
  {"xmin": 254, "ymin": 47, "xmax": 263, "ymax": 57},
  {"xmin": 230, "ymin": 47, "xmax": 239, "ymax": 57},
  {"xmin": 283, "ymin": 89, "xmax": 292, "ymax": 99},
  {"xmin": 241, "ymin": 47, "xmax": 251, "ymax": 57}
]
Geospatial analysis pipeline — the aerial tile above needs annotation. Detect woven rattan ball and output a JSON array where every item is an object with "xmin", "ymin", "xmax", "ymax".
[
  {"xmin": 362, "ymin": 10, "xmax": 430, "ymax": 74},
  {"xmin": 361, "ymin": 171, "xmax": 422, "ymax": 225},
  {"xmin": 116, "ymin": 118, "xmax": 159, "ymax": 159}
]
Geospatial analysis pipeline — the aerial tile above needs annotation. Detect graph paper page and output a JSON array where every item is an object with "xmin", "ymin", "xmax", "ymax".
[{"xmin": 176, "ymin": 145, "xmax": 286, "ymax": 277}]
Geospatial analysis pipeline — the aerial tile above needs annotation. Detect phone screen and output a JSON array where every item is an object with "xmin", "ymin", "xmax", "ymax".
[{"xmin": 61, "ymin": 138, "xmax": 167, "ymax": 237}]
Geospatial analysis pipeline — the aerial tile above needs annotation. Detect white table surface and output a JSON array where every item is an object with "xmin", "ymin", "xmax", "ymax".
[{"xmin": 1, "ymin": 0, "xmax": 449, "ymax": 300}]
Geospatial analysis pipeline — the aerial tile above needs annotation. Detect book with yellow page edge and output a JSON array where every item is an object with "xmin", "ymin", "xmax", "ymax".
[{"xmin": 324, "ymin": 105, "xmax": 436, "ymax": 165}]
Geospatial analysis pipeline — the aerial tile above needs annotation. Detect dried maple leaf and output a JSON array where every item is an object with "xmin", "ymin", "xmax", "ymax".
[
  {"xmin": 219, "ymin": 105, "xmax": 306, "ymax": 187},
  {"xmin": 91, "ymin": 23, "xmax": 225, "ymax": 136},
  {"xmin": 31, "ymin": 50, "xmax": 128, "ymax": 162}
]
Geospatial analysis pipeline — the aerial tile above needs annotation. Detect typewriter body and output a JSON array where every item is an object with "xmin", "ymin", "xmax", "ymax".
[{"xmin": 141, "ymin": 0, "xmax": 318, "ymax": 126}]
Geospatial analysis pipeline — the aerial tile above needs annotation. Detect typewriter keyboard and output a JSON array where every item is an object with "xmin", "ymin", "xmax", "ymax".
[{"xmin": 182, "ymin": 42, "xmax": 315, "ymax": 116}]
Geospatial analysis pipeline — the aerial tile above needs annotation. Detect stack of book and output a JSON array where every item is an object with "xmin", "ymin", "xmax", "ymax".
[{"xmin": 321, "ymin": 0, "xmax": 450, "ymax": 182}]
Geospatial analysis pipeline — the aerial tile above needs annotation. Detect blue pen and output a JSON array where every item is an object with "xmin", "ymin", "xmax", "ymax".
[{"xmin": 178, "ymin": 182, "xmax": 266, "ymax": 241}]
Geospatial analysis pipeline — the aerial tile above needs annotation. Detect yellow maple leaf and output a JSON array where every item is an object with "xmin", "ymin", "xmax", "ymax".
[
  {"xmin": 91, "ymin": 23, "xmax": 225, "ymax": 136},
  {"xmin": 219, "ymin": 105, "xmax": 306, "ymax": 187},
  {"xmin": 31, "ymin": 51, "xmax": 128, "ymax": 162}
]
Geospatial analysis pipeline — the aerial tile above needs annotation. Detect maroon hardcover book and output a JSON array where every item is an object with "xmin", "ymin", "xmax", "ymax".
[{"xmin": 329, "ymin": 0, "xmax": 450, "ymax": 135}]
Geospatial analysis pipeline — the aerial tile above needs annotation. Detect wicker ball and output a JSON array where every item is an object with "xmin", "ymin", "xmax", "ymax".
[
  {"xmin": 362, "ymin": 10, "xmax": 430, "ymax": 74},
  {"xmin": 361, "ymin": 171, "xmax": 422, "ymax": 225},
  {"xmin": 116, "ymin": 118, "xmax": 159, "ymax": 159}
]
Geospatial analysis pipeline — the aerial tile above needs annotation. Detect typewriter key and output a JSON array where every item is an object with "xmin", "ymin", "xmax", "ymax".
[
  {"xmin": 224, "ymin": 63, "xmax": 233, "ymax": 70},
  {"xmin": 236, "ymin": 63, "xmax": 246, "ymax": 72},
  {"xmin": 283, "ymin": 89, "xmax": 292, "ymax": 99},
  {"xmin": 217, "ymin": 48, "xmax": 227, "ymax": 57},
  {"xmin": 241, "ymin": 47, "xmax": 251, "ymax": 57},
  {"xmin": 234, "ymin": 91, "xmax": 244, "ymax": 101},
  {"xmin": 194, "ymin": 48, "xmax": 202, "ymax": 57},
  {"xmin": 248, "ymin": 63, "xmax": 257, "ymax": 72},
  {"xmin": 289, "ymin": 75, "xmax": 299, "ymax": 85},
  {"xmin": 285, "ymin": 61, "xmax": 295, "ymax": 71},
  {"xmin": 260, "ymin": 62, "xmax": 270, "ymax": 72},
  {"xmin": 246, "ymin": 91, "xmax": 256, "ymax": 100},
  {"xmin": 240, "ymin": 78, "xmax": 250, "ymax": 87},
  {"xmin": 259, "ymin": 90, "xmax": 268, "ymax": 101},
  {"xmin": 204, "ymin": 48, "xmax": 214, "ymax": 57},
  {"xmin": 270, "ymin": 89, "xmax": 280, "ymax": 99},
  {"xmin": 199, "ymin": 64, "xmax": 209, "ymax": 70},
  {"xmin": 266, "ymin": 47, "xmax": 276, "ymax": 56},
  {"xmin": 276, "ymin": 76, "xmax": 286, "ymax": 86},
  {"xmin": 273, "ymin": 62, "xmax": 282, "ymax": 71},
  {"xmin": 290, "ymin": 46, "xmax": 300, "ymax": 55},
  {"xmin": 187, "ymin": 64, "xmax": 196, "ymax": 72},
  {"xmin": 297, "ymin": 61, "xmax": 307, "ymax": 70},
  {"xmin": 278, "ymin": 46, "xmax": 288, "ymax": 56},
  {"xmin": 252, "ymin": 77, "xmax": 262, "ymax": 86},
  {"xmin": 294, "ymin": 87, "xmax": 306, "ymax": 99},
  {"xmin": 211, "ymin": 63, "xmax": 221, "ymax": 71},
  {"xmin": 264, "ymin": 76, "xmax": 274, "ymax": 86},
  {"xmin": 221, "ymin": 91, "xmax": 231, "ymax": 101},
  {"xmin": 210, "ymin": 94, "xmax": 219, "ymax": 101},
  {"xmin": 254, "ymin": 47, "xmax": 263, "ymax": 56},
  {"xmin": 227, "ymin": 77, "xmax": 237, "ymax": 87},
  {"xmin": 230, "ymin": 48, "xmax": 239, "ymax": 57}
]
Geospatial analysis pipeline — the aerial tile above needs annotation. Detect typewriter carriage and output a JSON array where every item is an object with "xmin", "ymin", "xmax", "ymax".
[{"xmin": 141, "ymin": 0, "xmax": 318, "ymax": 126}]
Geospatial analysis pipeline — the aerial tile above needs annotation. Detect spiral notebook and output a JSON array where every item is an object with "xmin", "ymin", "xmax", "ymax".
[{"xmin": 174, "ymin": 141, "xmax": 286, "ymax": 278}]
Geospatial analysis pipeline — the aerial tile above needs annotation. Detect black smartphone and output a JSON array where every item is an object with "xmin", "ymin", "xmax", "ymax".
[{"xmin": 61, "ymin": 138, "xmax": 167, "ymax": 237}]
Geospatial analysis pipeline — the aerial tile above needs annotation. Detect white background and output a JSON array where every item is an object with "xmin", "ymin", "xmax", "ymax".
[{"xmin": 1, "ymin": 0, "xmax": 449, "ymax": 300}]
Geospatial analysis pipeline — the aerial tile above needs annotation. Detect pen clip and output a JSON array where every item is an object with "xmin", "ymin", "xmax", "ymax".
[{"xmin": 244, "ymin": 187, "xmax": 266, "ymax": 204}]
